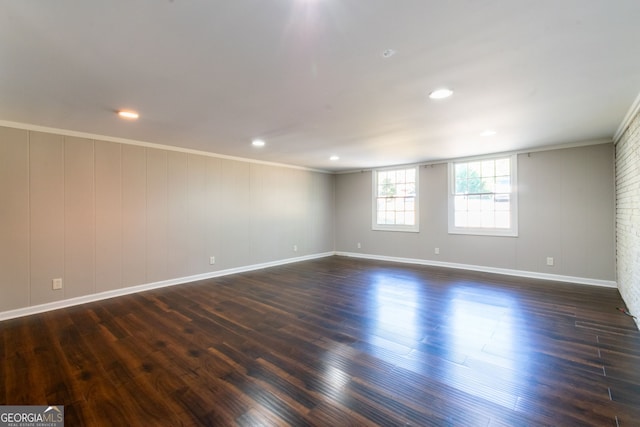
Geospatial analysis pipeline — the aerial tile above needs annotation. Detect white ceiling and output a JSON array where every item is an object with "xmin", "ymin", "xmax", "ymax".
[{"xmin": 1, "ymin": 1, "xmax": 639, "ymax": 172}]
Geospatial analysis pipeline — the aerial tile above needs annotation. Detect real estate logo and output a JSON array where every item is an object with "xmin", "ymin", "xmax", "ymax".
[{"xmin": 0, "ymin": 405, "xmax": 64, "ymax": 427}]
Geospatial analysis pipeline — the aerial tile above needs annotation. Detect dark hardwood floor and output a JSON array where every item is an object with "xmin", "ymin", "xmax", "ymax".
[{"xmin": 2, "ymin": 256, "xmax": 640, "ymax": 426}]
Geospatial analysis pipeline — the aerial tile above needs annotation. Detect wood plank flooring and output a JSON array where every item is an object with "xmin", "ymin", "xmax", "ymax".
[{"xmin": 2, "ymin": 256, "xmax": 640, "ymax": 426}]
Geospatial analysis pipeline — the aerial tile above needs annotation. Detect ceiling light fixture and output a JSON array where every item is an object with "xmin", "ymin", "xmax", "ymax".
[
  {"xmin": 252, "ymin": 139, "xmax": 265, "ymax": 147},
  {"xmin": 428, "ymin": 88, "xmax": 453, "ymax": 99},
  {"xmin": 117, "ymin": 110, "xmax": 139, "ymax": 119},
  {"xmin": 480, "ymin": 129, "xmax": 497, "ymax": 136},
  {"xmin": 329, "ymin": 155, "xmax": 340, "ymax": 161}
]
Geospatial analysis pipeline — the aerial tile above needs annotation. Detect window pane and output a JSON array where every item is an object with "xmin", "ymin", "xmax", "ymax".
[
  {"xmin": 495, "ymin": 195, "xmax": 510, "ymax": 209},
  {"xmin": 495, "ymin": 176, "xmax": 510, "ymax": 193},
  {"xmin": 406, "ymin": 168, "xmax": 416, "ymax": 182},
  {"xmin": 481, "ymin": 160, "xmax": 494, "ymax": 177},
  {"xmin": 455, "ymin": 178, "xmax": 467, "ymax": 194},
  {"xmin": 455, "ymin": 211, "xmax": 467, "ymax": 227},
  {"xmin": 405, "ymin": 198, "xmax": 415, "ymax": 211},
  {"xmin": 449, "ymin": 155, "xmax": 515, "ymax": 234},
  {"xmin": 403, "ymin": 212, "xmax": 415, "ymax": 226},
  {"xmin": 374, "ymin": 167, "xmax": 418, "ymax": 229},
  {"xmin": 495, "ymin": 211, "xmax": 510, "ymax": 228},
  {"xmin": 455, "ymin": 163, "xmax": 467, "ymax": 180},
  {"xmin": 385, "ymin": 212, "xmax": 396, "ymax": 224},
  {"xmin": 468, "ymin": 195, "xmax": 482, "ymax": 211},
  {"xmin": 385, "ymin": 198, "xmax": 395, "ymax": 210},
  {"xmin": 468, "ymin": 161, "xmax": 481, "ymax": 177},
  {"xmin": 380, "ymin": 180, "xmax": 396, "ymax": 196},
  {"xmin": 495, "ymin": 158, "xmax": 510, "ymax": 176},
  {"xmin": 467, "ymin": 173, "xmax": 486, "ymax": 194},
  {"xmin": 481, "ymin": 211, "xmax": 495, "ymax": 228},
  {"xmin": 482, "ymin": 176, "xmax": 495, "ymax": 193},
  {"xmin": 468, "ymin": 211, "xmax": 482, "ymax": 227},
  {"xmin": 481, "ymin": 195, "xmax": 493, "ymax": 211}
]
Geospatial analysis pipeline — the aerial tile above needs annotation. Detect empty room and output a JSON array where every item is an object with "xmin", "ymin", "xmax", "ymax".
[{"xmin": 2, "ymin": 1, "xmax": 640, "ymax": 426}]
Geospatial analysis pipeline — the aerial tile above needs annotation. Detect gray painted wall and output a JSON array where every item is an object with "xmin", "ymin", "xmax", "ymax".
[
  {"xmin": 0, "ymin": 126, "xmax": 335, "ymax": 313},
  {"xmin": 335, "ymin": 144, "xmax": 615, "ymax": 281},
  {"xmin": 0, "ymin": 123, "xmax": 618, "ymax": 316}
]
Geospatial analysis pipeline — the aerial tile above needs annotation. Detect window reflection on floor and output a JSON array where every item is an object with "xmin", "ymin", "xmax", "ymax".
[
  {"xmin": 437, "ymin": 285, "xmax": 530, "ymax": 409},
  {"xmin": 363, "ymin": 273, "xmax": 530, "ymax": 410},
  {"xmin": 369, "ymin": 273, "xmax": 425, "ymax": 356}
]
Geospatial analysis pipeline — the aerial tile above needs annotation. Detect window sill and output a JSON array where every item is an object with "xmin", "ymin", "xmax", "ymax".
[
  {"xmin": 372, "ymin": 226, "xmax": 420, "ymax": 233},
  {"xmin": 448, "ymin": 228, "xmax": 518, "ymax": 237}
]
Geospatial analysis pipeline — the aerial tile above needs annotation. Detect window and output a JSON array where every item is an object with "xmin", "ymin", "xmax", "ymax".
[
  {"xmin": 448, "ymin": 154, "xmax": 517, "ymax": 236},
  {"xmin": 373, "ymin": 166, "xmax": 418, "ymax": 232}
]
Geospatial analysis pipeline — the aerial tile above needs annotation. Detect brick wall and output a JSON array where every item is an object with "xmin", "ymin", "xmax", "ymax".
[{"xmin": 616, "ymin": 109, "xmax": 640, "ymax": 328}]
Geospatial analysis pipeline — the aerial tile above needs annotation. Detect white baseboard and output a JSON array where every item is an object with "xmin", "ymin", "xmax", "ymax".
[
  {"xmin": 336, "ymin": 251, "xmax": 618, "ymax": 288},
  {"xmin": 0, "ymin": 252, "xmax": 334, "ymax": 321},
  {"xmin": 1, "ymin": 250, "xmax": 616, "ymax": 321}
]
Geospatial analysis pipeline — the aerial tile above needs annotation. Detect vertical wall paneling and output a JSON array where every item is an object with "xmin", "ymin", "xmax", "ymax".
[
  {"xmin": 205, "ymin": 157, "xmax": 220, "ymax": 270},
  {"xmin": 146, "ymin": 148, "xmax": 168, "ymax": 283},
  {"xmin": 167, "ymin": 151, "xmax": 189, "ymax": 279},
  {"xmin": 310, "ymin": 172, "xmax": 334, "ymax": 254},
  {"xmin": 95, "ymin": 140, "xmax": 123, "ymax": 293},
  {"xmin": 29, "ymin": 132, "xmax": 65, "ymax": 306},
  {"xmin": 187, "ymin": 154, "xmax": 208, "ymax": 274},
  {"xmin": 420, "ymin": 164, "xmax": 448, "ymax": 259},
  {"xmin": 218, "ymin": 160, "xmax": 251, "ymax": 269},
  {"xmin": 578, "ymin": 145, "xmax": 615, "ymax": 279},
  {"xmin": 122, "ymin": 145, "xmax": 147, "ymax": 287},
  {"xmin": 0, "ymin": 124, "xmax": 336, "ymax": 317},
  {"xmin": 249, "ymin": 164, "xmax": 274, "ymax": 263},
  {"xmin": 0, "ymin": 127, "xmax": 29, "ymax": 311},
  {"xmin": 64, "ymin": 137, "xmax": 95, "ymax": 298},
  {"xmin": 307, "ymin": 173, "xmax": 322, "ymax": 254},
  {"xmin": 295, "ymin": 169, "xmax": 307, "ymax": 254}
]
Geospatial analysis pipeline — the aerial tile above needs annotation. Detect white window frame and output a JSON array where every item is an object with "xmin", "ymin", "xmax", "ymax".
[
  {"xmin": 448, "ymin": 154, "xmax": 518, "ymax": 237},
  {"xmin": 372, "ymin": 166, "xmax": 419, "ymax": 232}
]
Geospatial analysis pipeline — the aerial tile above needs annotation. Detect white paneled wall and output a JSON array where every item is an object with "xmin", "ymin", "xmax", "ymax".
[
  {"xmin": 616, "ymin": 109, "xmax": 640, "ymax": 326},
  {"xmin": 0, "ymin": 126, "xmax": 335, "ymax": 314}
]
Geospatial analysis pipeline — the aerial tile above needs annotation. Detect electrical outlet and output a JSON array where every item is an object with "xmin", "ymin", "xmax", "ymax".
[
  {"xmin": 546, "ymin": 257, "xmax": 554, "ymax": 266},
  {"xmin": 435, "ymin": 247, "xmax": 440, "ymax": 255},
  {"xmin": 293, "ymin": 245, "xmax": 298, "ymax": 252},
  {"xmin": 357, "ymin": 242, "xmax": 362, "ymax": 249},
  {"xmin": 52, "ymin": 278, "xmax": 63, "ymax": 290},
  {"xmin": 209, "ymin": 256, "xmax": 215, "ymax": 265}
]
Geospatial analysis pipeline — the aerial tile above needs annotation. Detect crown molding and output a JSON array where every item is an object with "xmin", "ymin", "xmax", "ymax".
[
  {"xmin": 613, "ymin": 91, "xmax": 640, "ymax": 143},
  {"xmin": 0, "ymin": 119, "xmax": 331, "ymax": 174}
]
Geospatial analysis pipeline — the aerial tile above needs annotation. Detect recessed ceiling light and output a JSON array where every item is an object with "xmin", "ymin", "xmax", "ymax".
[
  {"xmin": 382, "ymin": 49, "xmax": 396, "ymax": 58},
  {"xmin": 252, "ymin": 139, "xmax": 265, "ymax": 147},
  {"xmin": 480, "ymin": 129, "xmax": 497, "ymax": 137},
  {"xmin": 117, "ymin": 110, "xmax": 139, "ymax": 119},
  {"xmin": 330, "ymin": 155, "xmax": 340, "ymax": 161},
  {"xmin": 428, "ymin": 88, "xmax": 453, "ymax": 99}
]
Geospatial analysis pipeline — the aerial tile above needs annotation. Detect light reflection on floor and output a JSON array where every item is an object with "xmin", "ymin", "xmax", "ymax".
[
  {"xmin": 362, "ymin": 274, "xmax": 530, "ymax": 410},
  {"xmin": 440, "ymin": 287, "xmax": 526, "ymax": 409}
]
